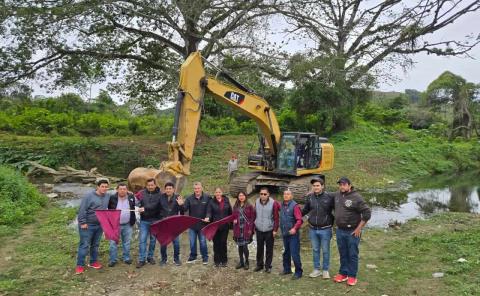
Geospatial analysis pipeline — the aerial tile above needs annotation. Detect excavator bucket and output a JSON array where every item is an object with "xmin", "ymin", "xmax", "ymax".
[{"xmin": 155, "ymin": 171, "xmax": 187, "ymax": 194}]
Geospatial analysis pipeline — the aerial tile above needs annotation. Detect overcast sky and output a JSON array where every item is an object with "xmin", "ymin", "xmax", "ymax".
[
  {"xmin": 31, "ymin": 8, "xmax": 480, "ymax": 100},
  {"xmin": 379, "ymin": 12, "xmax": 480, "ymax": 92}
]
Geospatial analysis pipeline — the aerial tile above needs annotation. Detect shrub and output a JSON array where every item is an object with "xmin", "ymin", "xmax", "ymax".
[{"xmin": 0, "ymin": 166, "xmax": 47, "ymax": 226}]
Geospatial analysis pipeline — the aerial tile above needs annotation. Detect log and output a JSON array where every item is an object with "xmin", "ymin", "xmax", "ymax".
[{"xmin": 25, "ymin": 161, "xmax": 124, "ymax": 184}]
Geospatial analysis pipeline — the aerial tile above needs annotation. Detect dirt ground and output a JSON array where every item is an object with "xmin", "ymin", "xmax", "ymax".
[{"xmin": 65, "ymin": 233, "xmax": 291, "ymax": 296}]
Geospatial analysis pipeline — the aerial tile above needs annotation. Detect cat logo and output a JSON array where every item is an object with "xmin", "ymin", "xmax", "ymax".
[
  {"xmin": 345, "ymin": 199, "xmax": 353, "ymax": 207},
  {"xmin": 224, "ymin": 91, "xmax": 245, "ymax": 104}
]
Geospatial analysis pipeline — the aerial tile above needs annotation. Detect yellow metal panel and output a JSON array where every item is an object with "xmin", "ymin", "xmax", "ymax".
[
  {"xmin": 319, "ymin": 143, "xmax": 334, "ymax": 171},
  {"xmin": 176, "ymin": 52, "xmax": 206, "ymax": 174},
  {"xmin": 206, "ymin": 78, "xmax": 281, "ymax": 151}
]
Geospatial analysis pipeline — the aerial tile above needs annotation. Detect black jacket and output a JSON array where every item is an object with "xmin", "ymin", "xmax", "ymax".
[
  {"xmin": 334, "ymin": 189, "xmax": 371, "ymax": 230},
  {"xmin": 159, "ymin": 193, "xmax": 185, "ymax": 218},
  {"xmin": 207, "ymin": 196, "xmax": 233, "ymax": 231},
  {"xmin": 139, "ymin": 187, "xmax": 163, "ymax": 222},
  {"xmin": 184, "ymin": 192, "xmax": 211, "ymax": 231},
  {"xmin": 108, "ymin": 193, "xmax": 136, "ymax": 226},
  {"xmin": 302, "ymin": 191, "xmax": 334, "ymax": 228}
]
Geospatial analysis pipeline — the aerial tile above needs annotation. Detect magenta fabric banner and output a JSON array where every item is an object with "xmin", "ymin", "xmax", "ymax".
[
  {"xmin": 201, "ymin": 215, "xmax": 235, "ymax": 241},
  {"xmin": 95, "ymin": 210, "xmax": 121, "ymax": 244},
  {"xmin": 150, "ymin": 215, "xmax": 202, "ymax": 246}
]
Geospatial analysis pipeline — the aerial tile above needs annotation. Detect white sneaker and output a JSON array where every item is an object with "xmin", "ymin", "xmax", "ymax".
[
  {"xmin": 309, "ymin": 269, "xmax": 322, "ymax": 278},
  {"xmin": 322, "ymin": 270, "xmax": 330, "ymax": 279}
]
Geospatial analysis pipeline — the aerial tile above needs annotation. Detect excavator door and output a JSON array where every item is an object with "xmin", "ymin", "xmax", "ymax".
[{"xmin": 276, "ymin": 132, "xmax": 333, "ymax": 175}]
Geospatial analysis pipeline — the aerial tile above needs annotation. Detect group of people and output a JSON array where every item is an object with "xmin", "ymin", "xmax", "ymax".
[{"xmin": 75, "ymin": 175, "xmax": 371, "ymax": 287}]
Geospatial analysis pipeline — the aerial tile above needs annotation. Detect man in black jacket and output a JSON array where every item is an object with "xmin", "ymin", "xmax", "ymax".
[
  {"xmin": 107, "ymin": 183, "xmax": 136, "ymax": 267},
  {"xmin": 183, "ymin": 182, "xmax": 211, "ymax": 264},
  {"xmin": 332, "ymin": 177, "xmax": 371, "ymax": 287},
  {"xmin": 302, "ymin": 177, "xmax": 334, "ymax": 279},
  {"xmin": 136, "ymin": 178, "xmax": 163, "ymax": 268},
  {"xmin": 159, "ymin": 182, "xmax": 185, "ymax": 266}
]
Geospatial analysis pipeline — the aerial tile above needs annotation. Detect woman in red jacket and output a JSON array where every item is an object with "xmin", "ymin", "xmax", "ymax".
[{"xmin": 233, "ymin": 191, "xmax": 256, "ymax": 270}]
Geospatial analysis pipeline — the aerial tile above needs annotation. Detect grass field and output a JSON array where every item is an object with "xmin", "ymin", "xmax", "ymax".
[{"xmin": 0, "ymin": 204, "xmax": 478, "ymax": 295}]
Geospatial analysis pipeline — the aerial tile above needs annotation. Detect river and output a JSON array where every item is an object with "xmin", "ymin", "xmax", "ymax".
[{"xmin": 46, "ymin": 171, "xmax": 480, "ymax": 228}]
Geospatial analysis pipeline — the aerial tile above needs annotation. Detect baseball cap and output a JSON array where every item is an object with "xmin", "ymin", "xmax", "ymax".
[{"xmin": 336, "ymin": 177, "xmax": 351, "ymax": 185}]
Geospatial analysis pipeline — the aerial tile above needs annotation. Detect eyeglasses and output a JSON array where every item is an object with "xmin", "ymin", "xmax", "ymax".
[{"xmin": 260, "ymin": 193, "xmax": 268, "ymax": 196}]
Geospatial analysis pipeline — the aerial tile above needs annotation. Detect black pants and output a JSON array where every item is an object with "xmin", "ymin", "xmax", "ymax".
[
  {"xmin": 213, "ymin": 227, "xmax": 229, "ymax": 264},
  {"xmin": 238, "ymin": 245, "xmax": 249, "ymax": 265},
  {"xmin": 256, "ymin": 229, "xmax": 274, "ymax": 269}
]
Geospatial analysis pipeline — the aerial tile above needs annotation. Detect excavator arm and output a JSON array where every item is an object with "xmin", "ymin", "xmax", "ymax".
[{"xmin": 159, "ymin": 51, "xmax": 281, "ymax": 191}]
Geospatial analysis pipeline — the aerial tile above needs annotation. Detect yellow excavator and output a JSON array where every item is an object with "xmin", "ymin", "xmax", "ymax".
[{"xmin": 128, "ymin": 51, "xmax": 334, "ymax": 199}]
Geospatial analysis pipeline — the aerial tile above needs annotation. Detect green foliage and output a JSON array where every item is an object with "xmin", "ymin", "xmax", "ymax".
[
  {"xmin": 388, "ymin": 95, "xmax": 409, "ymax": 109},
  {"xmin": 0, "ymin": 92, "xmax": 177, "ymax": 137},
  {"xmin": 0, "ymin": 166, "xmax": 47, "ymax": 226},
  {"xmin": 360, "ymin": 103, "xmax": 407, "ymax": 126},
  {"xmin": 200, "ymin": 116, "xmax": 256, "ymax": 136},
  {"xmin": 287, "ymin": 81, "xmax": 359, "ymax": 134},
  {"xmin": 426, "ymin": 71, "xmax": 478, "ymax": 139}
]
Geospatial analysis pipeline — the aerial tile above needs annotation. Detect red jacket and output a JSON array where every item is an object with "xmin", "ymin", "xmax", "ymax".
[{"xmin": 233, "ymin": 204, "xmax": 256, "ymax": 240}]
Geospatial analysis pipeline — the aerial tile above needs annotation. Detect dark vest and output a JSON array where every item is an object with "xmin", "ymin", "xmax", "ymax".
[{"xmin": 280, "ymin": 200, "xmax": 297, "ymax": 236}]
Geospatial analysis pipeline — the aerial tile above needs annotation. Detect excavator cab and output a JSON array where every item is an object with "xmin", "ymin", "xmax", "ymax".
[{"xmin": 276, "ymin": 132, "xmax": 329, "ymax": 175}]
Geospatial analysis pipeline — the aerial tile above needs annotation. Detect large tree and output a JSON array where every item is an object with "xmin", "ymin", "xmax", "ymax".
[
  {"xmin": 0, "ymin": 0, "xmax": 277, "ymax": 106},
  {"xmin": 276, "ymin": 0, "xmax": 480, "ymax": 88},
  {"xmin": 426, "ymin": 71, "xmax": 479, "ymax": 139}
]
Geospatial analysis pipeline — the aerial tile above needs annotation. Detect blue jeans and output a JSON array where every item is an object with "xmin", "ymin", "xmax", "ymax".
[
  {"xmin": 188, "ymin": 228, "xmax": 208, "ymax": 261},
  {"xmin": 309, "ymin": 227, "xmax": 332, "ymax": 270},
  {"xmin": 76, "ymin": 224, "xmax": 103, "ymax": 266},
  {"xmin": 282, "ymin": 233, "xmax": 302, "ymax": 276},
  {"xmin": 161, "ymin": 236, "xmax": 180, "ymax": 262},
  {"xmin": 336, "ymin": 228, "xmax": 361, "ymax": 277},
  {"xmin": 109, "ymin": 224, "xmax": 133, "ymax": 263},
  {"xmin": 138, "ymin": 220, "xmax": 157, "ymax": 262}
]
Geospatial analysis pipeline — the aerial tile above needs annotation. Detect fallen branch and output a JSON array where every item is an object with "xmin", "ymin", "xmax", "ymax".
[{"xmin": 25, "ymin": 161, "xmax": 125, "ymax": 184}]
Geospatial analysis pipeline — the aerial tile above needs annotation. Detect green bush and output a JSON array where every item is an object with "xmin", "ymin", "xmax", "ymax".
[
  {"xmin": 0, "ymin": 166, "xmax": 47, "ymax": 226},
  {"xmin": 361, "ymin": 103, "xmax": 407, "ymax": 125}
]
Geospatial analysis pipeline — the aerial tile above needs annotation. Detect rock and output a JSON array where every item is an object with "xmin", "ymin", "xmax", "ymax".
[
  {"xmin": 46, "ymin": 193, "xmax": 59, "ymax": 199},
  {"xmin": 366, "ymin": 264, "xmax": 377, "ymax": 269},
  {"xmin": 5, "ymin": 256, "xmax": 12, "ymax": 261},
  {"xmin": 387, "ymin": 180, "xmax": 395, "ymax": 184},
  {"xmin": 457, "ymin": 258, "xmax": 467, "ymax": 263},
  {"xmin": 44, "ymin": 183, "xmax": 55, "ymax": 190},
  {"xmin": 432, "ymin": 272, "xmax": 444, "ymax": 278},
  {"xmin": 234, "ymin": 292, "xmax": 242, "ymax": 296}
]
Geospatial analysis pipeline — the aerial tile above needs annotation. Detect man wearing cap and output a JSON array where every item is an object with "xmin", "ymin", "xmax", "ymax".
[
  {"xmin": 302, "ymin": 176, "xmax": 334, "ymax": 279},
  {"xmin": 333, "ymin": 177, "xmax": 371, "ymax": 286}
]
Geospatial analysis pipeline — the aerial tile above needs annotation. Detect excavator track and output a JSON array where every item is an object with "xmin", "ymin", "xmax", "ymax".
[
  {"xmin": 229, "ymin": 172, "xmax": 323, "ymax": 203},
  {"xmin": 229, "ymin": 171, "xmax": 262, "ymax": 197}
]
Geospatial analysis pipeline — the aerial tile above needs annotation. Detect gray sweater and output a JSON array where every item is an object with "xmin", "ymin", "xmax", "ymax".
[{"xmin": 77, "ymin": 190, "xmax": 110, "ymax": 225}]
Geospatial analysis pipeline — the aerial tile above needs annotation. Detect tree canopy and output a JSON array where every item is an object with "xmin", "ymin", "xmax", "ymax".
[
  {"xmin": 0, "ymin": 0, "xmax": 479, "ymax": 113},
  {"xmin": 0, "ymin": 0, "xmax": 277, "ymax": 105},
  {"xmin": 277, "ymin": 0, "xmax": 480, "ymax": 87},
  {"xmin": 426, "ymin": 71, "xmax": 479, "ymax": 139}
]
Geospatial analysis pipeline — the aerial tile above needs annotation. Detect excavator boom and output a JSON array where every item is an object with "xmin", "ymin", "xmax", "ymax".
[
  {"xmin": 157, "ymin": 51, "xmax": 281, "ymax": 192},
  {"xmin": 128, "ymin": 51, "xmax": 334, "ymax": 199}
]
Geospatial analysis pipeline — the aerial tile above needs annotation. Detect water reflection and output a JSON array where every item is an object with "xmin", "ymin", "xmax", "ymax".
[
  {"xmin": 365, "ymin": 185, "xmax": 479, "ymax": 227},
  {"xmin": 43, "ymin": 173, "xmax": 480, "ymax": 229}
]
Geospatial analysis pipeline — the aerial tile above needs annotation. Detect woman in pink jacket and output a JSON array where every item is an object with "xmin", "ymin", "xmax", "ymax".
[{"xmin": 233, "ymin": 191, "xmax": 256, "ymax": 270}]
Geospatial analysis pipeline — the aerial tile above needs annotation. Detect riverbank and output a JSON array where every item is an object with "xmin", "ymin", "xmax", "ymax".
[
  {"xmin": 0, "ymin": 200, "xmax": 478, "ymax": 295},
  {"xmin": 2, "ymin": 119, "xmax": 478, "ymax": 193}
]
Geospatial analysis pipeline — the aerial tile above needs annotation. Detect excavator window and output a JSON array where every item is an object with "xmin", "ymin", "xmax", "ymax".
[
  {"xmin": 306, "ymin": 136, "xmax": 322, "ymax": 169},
  {"xmin": 277, "ymin": 134, "xmax": 296, "ymax": 173}
]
